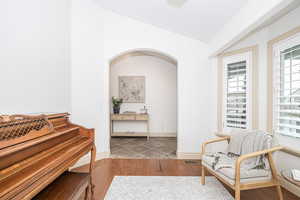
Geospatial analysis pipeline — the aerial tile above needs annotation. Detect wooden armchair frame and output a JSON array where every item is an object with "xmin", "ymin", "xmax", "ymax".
[{"xmin": 201, "ymin": 136, "xmax": 284, "ymax": 200}]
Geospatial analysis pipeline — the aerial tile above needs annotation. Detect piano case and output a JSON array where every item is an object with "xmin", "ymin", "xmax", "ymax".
[{"xmin": 0, "ymin": 113, "xmax": 96, "ymax": 200}]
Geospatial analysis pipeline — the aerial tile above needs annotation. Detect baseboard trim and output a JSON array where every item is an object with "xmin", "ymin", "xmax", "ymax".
[
  {"xmin": 279, "ymin": 175, "xmax": 300, "ymax": 197},
  {"xmin": 71, "ymin": 152, "xmax": 111, "ymax": 169},
  {"xmin": 177, "ymin": 152, "xmax": 202, "ymax": 160}
]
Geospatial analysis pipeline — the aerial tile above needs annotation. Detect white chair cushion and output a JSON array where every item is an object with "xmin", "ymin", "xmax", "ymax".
[
  {"xmin": 202, "ymin": 162, "xmax": 272, "ymax": 185},
  {"xmin": 202, "ymin": 152, "xmax": 270, "ymax": 180},
  {"xmin": 218, "ymin": 167, "xmax": 270, "ymax": 180},
  {"xmin": 201, "ymin": 154, "xmax": 216, "ymax": 167}
]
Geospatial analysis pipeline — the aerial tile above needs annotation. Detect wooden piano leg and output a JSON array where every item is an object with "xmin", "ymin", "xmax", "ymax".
[
  {"xmin": 84, "ymin": 186, "xmax": 90, "ymax": 200},
  {"xmin": 89, "ymin": 144, "xmax": 96, "ymax": 200}
]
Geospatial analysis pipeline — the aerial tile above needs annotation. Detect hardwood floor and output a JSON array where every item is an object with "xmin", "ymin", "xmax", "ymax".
[{"xmin": 73, "ymin": 159, "xmax": 299, "ymax": 200}]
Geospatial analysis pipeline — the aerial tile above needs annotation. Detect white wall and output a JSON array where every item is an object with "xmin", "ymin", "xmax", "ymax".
[
  {"xmin": 71, "ymin": 0, "xmax": 216, "ymax": 154},
  {"xmin": 110, "ymin": 55, "xmax": 177, "ymax": 136},
  {"xmin": 0, "ymin": 0, "xmax": 70, "ymax": 114},
  {"xmin": 209, "ymin": 0, "xmax": 296, "ymax": 56},
  {"xmin": 222, "ymin": 5, "xmax": 300, "ymax": 177}
]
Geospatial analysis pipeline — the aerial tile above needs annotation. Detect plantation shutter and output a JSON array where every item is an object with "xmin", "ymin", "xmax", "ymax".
[
  {"xmin": 273, "ymin": 44, "xmax": 300, "ymax": 138},
  {"xmin": 225, "ymin": 61, "xmax": 247, "ymax": 129}
]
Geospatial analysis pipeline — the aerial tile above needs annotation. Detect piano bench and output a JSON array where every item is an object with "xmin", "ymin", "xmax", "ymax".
[{"xmin": 33, "ymin": 171, "xmax": 90, "ymax": 200}]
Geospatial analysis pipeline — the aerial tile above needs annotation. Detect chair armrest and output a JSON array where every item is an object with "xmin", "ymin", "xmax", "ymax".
[
  {"xmin": 201, "ymin": 136, "xmax": 231, "ymax": 156},
  {"xmin": 215, "ymin": 132, "xmax": 231, "ymax": 137},
  {"xmin": 235, "ymin": 146, "xmax": 283, "ymax": 183}
]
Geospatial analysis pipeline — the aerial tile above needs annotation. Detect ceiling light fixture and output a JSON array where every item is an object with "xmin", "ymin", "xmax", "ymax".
[{"xmin": 167, "ymin": 0, "xmax": 188, "ymax": 8}]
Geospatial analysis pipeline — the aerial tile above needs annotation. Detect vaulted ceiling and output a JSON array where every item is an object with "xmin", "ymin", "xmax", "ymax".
[{"xmin": 97, "ymin": 0, "xmax": 248, "ymax": 43}]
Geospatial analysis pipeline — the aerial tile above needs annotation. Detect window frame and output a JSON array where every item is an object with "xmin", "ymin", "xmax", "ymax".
[
  {"xmin": 217, "ymin": 46, "xmax": 258, "ymax": 133},
  {"xmin": 267, "ymin": 26, "xmax": 300, "ymax": 135},
  {"xmin": 222, "ymin": 52, "xmax": 253, "ymax": 131},
  {"xmin": 272, "ymin": 32, "xmax": 300, "ymax": 138}
]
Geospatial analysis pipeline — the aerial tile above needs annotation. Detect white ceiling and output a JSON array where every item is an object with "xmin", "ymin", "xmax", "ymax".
[{"xmin": 97, "ymin": 0, "xmax": 248, "ymax": 43}]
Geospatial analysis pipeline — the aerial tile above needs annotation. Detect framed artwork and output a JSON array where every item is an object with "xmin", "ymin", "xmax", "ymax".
[{"xmin": 119, "ymin": 76, "xmax": 145, "ymax": 103}]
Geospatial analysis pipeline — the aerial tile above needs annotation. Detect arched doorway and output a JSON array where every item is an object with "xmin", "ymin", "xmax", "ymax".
[{"xmin": 109, "ymin": 49, "xmax": 178, "ymax": 159}]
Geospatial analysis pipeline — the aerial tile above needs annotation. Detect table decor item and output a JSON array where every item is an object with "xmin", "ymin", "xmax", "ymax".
[{"xmin": 112, "ymin": 97, "xmax": 123, "ymax": 114}]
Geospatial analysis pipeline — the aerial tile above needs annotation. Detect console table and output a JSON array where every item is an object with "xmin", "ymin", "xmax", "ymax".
[{"xmin": 110, "ymin": 114, "xmax": 150, "ymax": 140}]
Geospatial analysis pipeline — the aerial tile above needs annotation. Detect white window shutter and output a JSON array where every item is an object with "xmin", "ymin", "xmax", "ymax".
[
  {"xmin": 225, "ymin": 61, "xmax": 247, "ymax": 129},
  {"xmin": 222, "ymin": 51, "xmax": 252, "ymax": 132},
  {"xmin": 273, "ymin": 43, "xmax": 300, "ymax": 138}
]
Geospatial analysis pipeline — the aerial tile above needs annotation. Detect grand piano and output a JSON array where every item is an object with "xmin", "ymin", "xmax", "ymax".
[{"xmin": 0, "ymin": 113, "xmax": 96, "ymax": 200}]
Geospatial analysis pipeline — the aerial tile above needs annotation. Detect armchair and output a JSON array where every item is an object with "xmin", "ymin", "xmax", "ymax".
[{"xmin": 201, "ymin": 136, "xmax": 283, "ymax": 200}]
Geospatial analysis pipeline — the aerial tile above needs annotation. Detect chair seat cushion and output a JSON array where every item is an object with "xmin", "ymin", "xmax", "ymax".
[
  {"xmin": 202, "ymin": 154, "xmax": 216, "ymax": 167},
  {"xmin": 202, "ymin": 162, "xmax": 272, "ymax": 185},
  {"xmin": 218, "ymin": 167, "xmax": 270, "ymax": 180},
  {"xmin": 202, "ymin": 152, "xmax": 270, "ymax": 180}
]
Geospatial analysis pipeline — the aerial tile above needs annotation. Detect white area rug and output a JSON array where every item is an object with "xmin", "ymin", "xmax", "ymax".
[{"xmin": 105, "ymin": 176, "xmax": 234, "ymax": 200}]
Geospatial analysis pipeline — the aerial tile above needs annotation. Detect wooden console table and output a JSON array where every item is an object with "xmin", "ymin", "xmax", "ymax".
[{"xmin": 110, "ymin": 114, "xmax": 150, "ymax": 140}]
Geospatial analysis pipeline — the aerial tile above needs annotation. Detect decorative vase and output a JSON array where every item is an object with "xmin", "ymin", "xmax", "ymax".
[{"xmin": 113, "ymin": 107, "xmax": 120, "ymax": 114}]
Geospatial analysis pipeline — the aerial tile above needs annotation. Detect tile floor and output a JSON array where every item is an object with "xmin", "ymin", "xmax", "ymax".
[{"xmin": 110, "ymin": 137, "xmax": 177, "ymax": 159}]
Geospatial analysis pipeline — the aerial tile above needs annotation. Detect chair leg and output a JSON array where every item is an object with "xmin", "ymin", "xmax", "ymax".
[
  {"xmin": 266, "ymin": 153, "xmax": 283, "ymax": 200},
  {"xmin": 235, "ymin": 180, "xmax": 241, "ymax": 200},
  {"xmin": 201, "ymin": 165, "xmax": 205, "ymax": 185},
  {"xmin": 235, "ymin": 188, "xmax": 240, "ymax": 200},
  {"xmin": 276, "ymin": 185, "xmax": 283, "ymax": 200}
]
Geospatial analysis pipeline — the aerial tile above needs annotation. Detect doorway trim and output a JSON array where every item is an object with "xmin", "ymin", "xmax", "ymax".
[{"xmin": 108, "ymin": 48, "xmax": 178, "ymax": 157}]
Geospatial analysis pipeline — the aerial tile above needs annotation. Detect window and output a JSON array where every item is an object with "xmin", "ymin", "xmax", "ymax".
[
  {"xmin": 223, "ymin": 52, "xmax": 252, "ymax": 131},
  {"xmin": 226, "ymin": 61, "xmax": 247, "ymax": 129},
  {"xmin": 273, "ymin": 34, "xmax": 300, "ymax": 138}
]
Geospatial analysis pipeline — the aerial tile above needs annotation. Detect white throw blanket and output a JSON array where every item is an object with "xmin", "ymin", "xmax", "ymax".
[{"xmin": 208, "ymin": 130, "xmax": 274, "ymax": 171}]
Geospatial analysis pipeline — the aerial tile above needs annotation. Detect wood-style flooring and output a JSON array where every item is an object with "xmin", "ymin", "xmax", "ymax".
[{"xmin": 73, "ymin": 159, "xmax": 300, "ymax": 200}]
